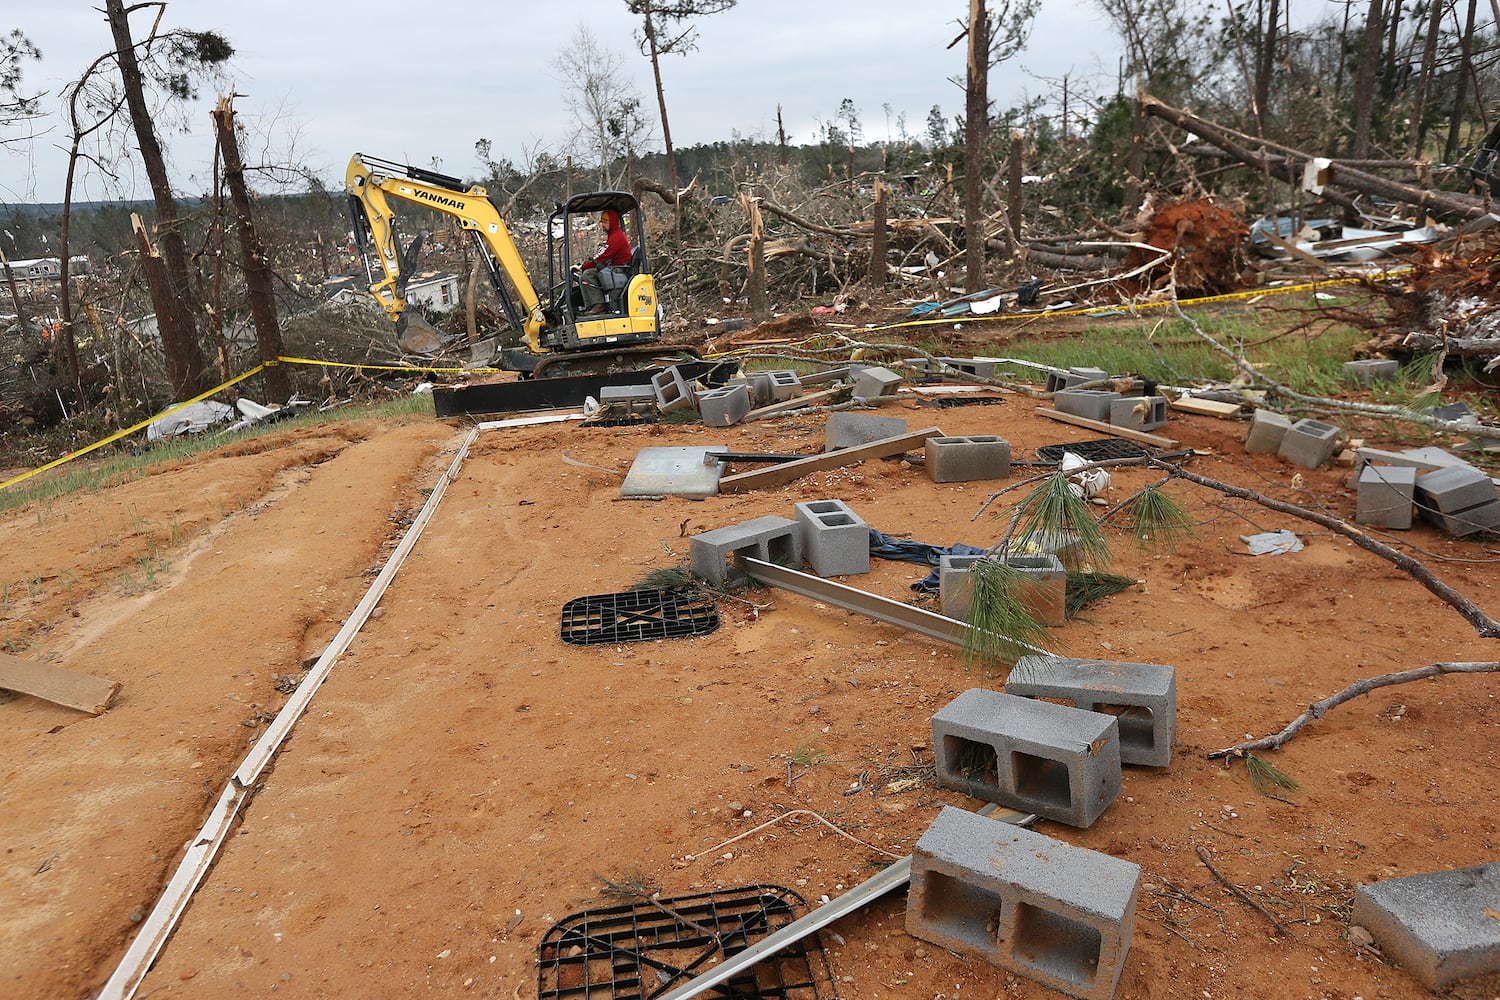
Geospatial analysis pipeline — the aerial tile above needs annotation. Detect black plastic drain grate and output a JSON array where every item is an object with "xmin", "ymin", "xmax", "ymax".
[
  {"xmin": 917, "ymin": 395, "xmax": 1008, "ymax": 408},
  {"xmin": 537, "ymin": 884, "xmax": 837, "ymax": 1000},
  {"xmin": 1035, "ymin": 438, "xmax": 1150, "ymax": 464},
  {"xmin": 560, "ymin": 589, "xmax": 719, "ymax": 646}
]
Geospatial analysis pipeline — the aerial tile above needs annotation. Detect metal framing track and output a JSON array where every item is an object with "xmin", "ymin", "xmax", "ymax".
[{"xmin": 739, "ymin": 557, "xmax": 1047, "ymax": 656}]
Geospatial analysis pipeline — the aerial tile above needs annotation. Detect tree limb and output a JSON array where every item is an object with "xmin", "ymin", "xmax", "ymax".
[{"xmin": 1210, "ymin": 662, "xmax": 1500, "ymax": 758}]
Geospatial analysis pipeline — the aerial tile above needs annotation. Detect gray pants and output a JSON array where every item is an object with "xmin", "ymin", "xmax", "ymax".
[{"xmin": 581, "ymin": 266, "xmax": 625, "ymax": 308}]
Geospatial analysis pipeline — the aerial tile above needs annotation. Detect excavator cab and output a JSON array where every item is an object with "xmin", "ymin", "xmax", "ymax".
[{"xmin": 540, "ymin": 192, "xmax": 660, "ymax": 354}]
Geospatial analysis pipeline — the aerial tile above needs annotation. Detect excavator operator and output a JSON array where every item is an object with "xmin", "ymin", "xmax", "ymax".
[{"xmin": 578, "ymin": 209, "xmax": 633, "ymax": 315}]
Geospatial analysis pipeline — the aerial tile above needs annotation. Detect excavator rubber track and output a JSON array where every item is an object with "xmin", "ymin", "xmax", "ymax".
[{"xmin": 529, "ymin": 345, "xmax": 703, "ymax": 380}]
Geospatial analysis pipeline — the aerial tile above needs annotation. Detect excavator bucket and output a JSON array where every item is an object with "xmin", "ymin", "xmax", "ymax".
[{"xmin": 396, "ymin": 312, "xmax": 445, "ymax": 355}]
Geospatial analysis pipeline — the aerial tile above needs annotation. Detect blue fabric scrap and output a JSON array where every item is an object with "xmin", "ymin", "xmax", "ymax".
[{"xmin": 868, "ymin": 528, "xmax": 986, "ymax": 592}]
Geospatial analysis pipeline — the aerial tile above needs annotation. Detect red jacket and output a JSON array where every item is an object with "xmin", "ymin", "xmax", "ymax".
[{"xmin": 582, "ymin": 212, "xmax": 632, "ymax": 269}]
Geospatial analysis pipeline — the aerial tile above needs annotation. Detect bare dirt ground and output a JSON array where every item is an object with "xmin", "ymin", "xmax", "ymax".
[{"xmin": 2, "ymin": 378, "xmax": 1498, "ymax": 1000}]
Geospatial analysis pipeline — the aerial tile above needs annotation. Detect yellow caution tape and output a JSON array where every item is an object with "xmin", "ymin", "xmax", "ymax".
[{"xmin": 1, "ymin": 364, "xmax": 267, "ymax": 492}]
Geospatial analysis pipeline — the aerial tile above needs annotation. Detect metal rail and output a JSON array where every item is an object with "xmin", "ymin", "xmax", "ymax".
[
  {"xmin": 655, "ymin": 803, "xmax": 1034, "ymax": 1000},
  {"xmin": 739, "ymin": 557, "xmax": 1047, "ymax": 656}
]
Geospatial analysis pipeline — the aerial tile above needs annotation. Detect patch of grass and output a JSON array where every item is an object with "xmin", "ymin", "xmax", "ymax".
[
  {"xmin": 790, "ymin": 741, "xmax": 827, "ymax": 767},
  {"xmin": 974, "ymin": 304, "xmax": 1368, "ymax": 393},
  {"xmin": 0, "ymin": 395, "xmax": 434, "ymax": 518}
]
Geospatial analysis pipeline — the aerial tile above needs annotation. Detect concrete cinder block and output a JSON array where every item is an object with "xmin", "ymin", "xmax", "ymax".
[
  {"xmin": 1044, "ymin": 367, "xmax": 1109, "ymax": 393},
  {"xmin": 1351, "ymin": 862, "xmax": 1500, "ymax": 991},
  {"xmin": 824, "ymin": 412, "xmax": 910, "ymax": 451},
  {"xmin": 793, "ymin": 499, "xmax": 869, "ymax": 577},
  {"xmin": 1421, "ymin": 498, "xmax": 1500, "ymax": 537},
  {"xmin": 696, "ymin": 384, "xmax": 754, "ymax": 427},
  {"xmin": 1278, "ymin": 418, "xmax": 1342, "ymax": 469},
  {"xmin": 932, "ymin": 688, "xmax": 1123, "ymax": 827},
  {"xmin": 1343, "ymin": 358, "xmax": 1400, "ymax": 386},
  {"xmin": 1108, "ymin": 395, "xmax": 1168, "ymax": 432},
  {"xmin": 1415, "ymin": 464, "xmax": 1497, "ymax": 513},
  {"xmin": 1244, "ymin": 409, "xmax": 1292, "ymax": 454},
  {"xmin": 1054, "ymin": 390, "xmax": 1122, "ymax": 422},
  {"xmin": 650, "ymin": 365, "xmax": 697, "ymax": 413},
  {"xmin": 689, "ymin": 515, "xmax": 801, "ymax": 587},
  {"xmin": 938, "ymin": 356, "xmax": 997, "ymax": 380},
  {"xmin": 1007, "ymin": 656, "xmax": 1177, "ymax": 767},
  {"xmin": 599, "ymin": 384, "xmax": 656, "ymax": 415},
  {"xmin": 1356, "ymin": 465, "xmax": 1417, "ymax": 529},
  {"xmin": 908, "ymin": 806, "xmax": 1140, "ymax": 1000},
  {"xmin": 853, "ymin": 365, "xmax": 903, "ymax": 399},
  {"xmin": 750, "ymin": 369, "xmax": 803, "ymax": 403},
  {"xmin": 939, "ymin": 552, "xmax": 1066, "ymax": 625},
  {"xmin": 925, "ymin": 435, "xmax": 1012, "ymax": 483}
]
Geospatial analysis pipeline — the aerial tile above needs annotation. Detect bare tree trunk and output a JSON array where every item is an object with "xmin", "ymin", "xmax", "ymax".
[
  {"xmin": 1408, "ymin": 0, "xmax": 1445, "ymax": 157},
  {"xmin": 776, "ymin": 104, "xmax": 788, "ymax": 167},
  {"xmin": 212, "ymin": 96, "xmax": 288, "ymax": 402},
  {"xmin": 869, "ymin": 180, "xmax": 888, "ymax": 288},
  {"xmin": 745, "ymin": 194, "xmax": 767, "ymax": 321},
  {"xmin": 1006, "ymin": 129, "xmax": 1024, "ymax": 253},
  {"xmin": 640, "ymin": 3, "xmax": 679, "ymax": 203},
  {"xmin": 0, "ymin": 248, "xmax": 31, "ymax": 349},
  {"xmin": 1253, "ymin": 0, "xmax": 1281, "ymax": 133},
  {"xmin": 963, "ymin": 0, "xmax": 990, "ymax": 294},
  {"xmin": 106, "ymin": 0, "xmax": 207, "ymax": 399},
  {"xmin": 1443, "ymin": 0, "xmax": 1480, "ymax": 164},
  {"xmin": 1351, "ymin": 0, "xmax": 1385, "ymax": 158},
  {"xmin": 1125, "ymin": 91, "xmax": 1146, "ymax": 215}
]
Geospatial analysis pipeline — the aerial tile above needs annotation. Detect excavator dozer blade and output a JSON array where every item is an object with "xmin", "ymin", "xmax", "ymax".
[{"xmin": 396, "ymin": 313, "xmax": 445, "ymax": 355}]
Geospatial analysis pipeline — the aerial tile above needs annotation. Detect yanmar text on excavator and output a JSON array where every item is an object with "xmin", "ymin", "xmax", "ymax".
[{"xmin": 345, "ymin": 153, "xmax": 692, "ymax": 378}]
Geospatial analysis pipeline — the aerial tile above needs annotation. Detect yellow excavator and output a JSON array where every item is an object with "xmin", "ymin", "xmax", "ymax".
[{"xmin": 345, "ymin": 153, "xmax": 681, "ymax": 377}]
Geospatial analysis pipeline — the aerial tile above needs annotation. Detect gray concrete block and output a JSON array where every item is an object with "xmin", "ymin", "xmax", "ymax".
[
  {"xmin": 908, "ymin": 806, "xmax": 1140, "ymax": 1000},
  {"xmin": 1007, "ymin": 656, "xmax": 1177, "ymax": 767},
  {"xmin": 1351, "ymin": 862, "xmax": 1500, "ymax": 991},
  {"xmin": 650, "ymin": 365, "xmax": 697, "ymax": 413},
  {"xmin": 793, "ymin": 499, "xmax": 870, "ymax": 577},
  {"xmin": 689, "ymin": 515, "xmax": 801, "ymax": 586},
  {"xmin": 1108, "ymin": 395, "xmax": 1168, "ymax": 432},
  {"xmin": 925, "ymin": 435, "xmax": 1012, "ymax": 483},
  {"xmin": 1421, "ymin": 498, "xmax": 1500, "ymax": 537},
  {"xmin": 939, "ymin": 552, "xmax": 1066, "ymax": 625},
  {"xmin": 697, "ymin": 384, "xmax": 754, "ymax": 427},
  {"xmin": 1244, "ymin": 409, "xmax": 1292, "ymax": 454},
  {"xmin": 931, "ymin": 688, "xmax": 1122, "ymax": 827},
  {"xmin": 824, "ymin": 412, "xmax": 910, "ymax": 451},
  {"xmin": 1054, "ymin": 390, "xmax": 1121, "ymax": 422},
  {"xmin": 938, "ymin": 356, "xmax": 997, "ymax": 380},
  {"xmin": 853, "ymin": 366, "xmax": 903, "ymax": 398},
  {"xmin": 1343, "ymin": 358, "xmax": 1400, "ymax": 386},
  {"xmin": 599, "ymin": 384, "xmax": 654, "ymax": 406},
  {"xmin": 751, "ymin": 369, "xmax": 803, "ymax": 403},
  {"xmin": 1045, "ymin": 367, "xmax": 1109, "ymax": 393},
  {"xmin": 1277, "ymin": 418, "xmax": 1342, "ymax": 469},
  {"xmin": 1356, "ymin": 465, "xmax": 1416, "ymax": 529},
  {"xmin": 1415, "ymin": 463, "xmax": 1497, "ymax": 513}
]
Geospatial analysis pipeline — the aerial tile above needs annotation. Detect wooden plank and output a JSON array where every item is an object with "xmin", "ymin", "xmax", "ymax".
[
  {"xmin": 1035, "ymin": 408, "xmax": 1179, "ymax": 448},
  {"xmin": 742, "ymin": 386, "xmax": 846, "ymax": 422},
  {"xmin": 721, "ymin": 426, "xmax": 944, "ymax": 492},
  {"xmin": 0, "ymin": 650, "xmax": 121, "ymax": 714},
  {"xmin": 1169, "ymin": 396, "xmax": 1243, "ymax": 418}
]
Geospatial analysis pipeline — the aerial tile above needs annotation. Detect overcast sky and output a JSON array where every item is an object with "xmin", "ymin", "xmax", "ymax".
[{"xmin": 1, "ymin": 1, "xmax": 1124, "ymax": 205}]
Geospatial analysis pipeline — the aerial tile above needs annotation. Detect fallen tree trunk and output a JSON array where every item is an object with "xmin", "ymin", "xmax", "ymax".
[{"xmin": 1142, "ymin": 94, "xmax": 1488, "ymax": 221}]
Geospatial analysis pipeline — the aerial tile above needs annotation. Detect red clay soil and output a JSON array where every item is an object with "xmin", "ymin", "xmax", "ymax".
[{"xmin": 1, "ymin": 392, "xmax": 1498, "ymax": 1000}]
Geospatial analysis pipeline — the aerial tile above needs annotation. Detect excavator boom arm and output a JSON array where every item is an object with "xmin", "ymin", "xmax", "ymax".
[{"xmin": 344, "ymin": 153, "xmax": 546, "ymax": 353}]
